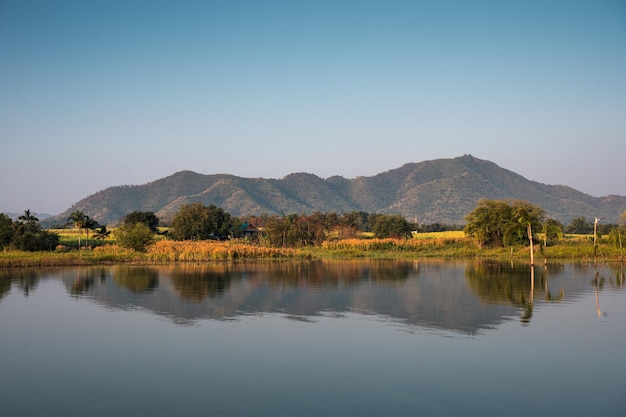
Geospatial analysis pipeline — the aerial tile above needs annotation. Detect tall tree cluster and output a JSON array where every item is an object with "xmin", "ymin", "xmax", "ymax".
[
  {"xmin": 253, "ymin": 211, "xmax": 413, "ymax": 247},
  {"xmin": 169, "ymin": 203, "xmax": 233, "ymax": 241},
  {"xmin": 464, "ymin": 200, "xmax": 546, "ymax": 248},
  {"xmin": 0, "ymin": 210, "xmax": 59, "ymax": 251}
]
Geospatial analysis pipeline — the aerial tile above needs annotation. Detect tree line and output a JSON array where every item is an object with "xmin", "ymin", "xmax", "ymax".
[
  {"xmin": 463, "ymin": 199, "xmax": 626, "ymax": 253},
  {"xmin": 164, "ymin": 204, "xmax": 419, "ymax": 248},
  {"xmin": 2, "ymin": 200, "xmax": 625, "ymax": 252}
]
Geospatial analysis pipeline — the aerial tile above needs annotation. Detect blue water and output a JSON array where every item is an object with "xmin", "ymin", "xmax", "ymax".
[{"xmin": 1, "ymin": 261, "xmax": 624, "ymax": 416}]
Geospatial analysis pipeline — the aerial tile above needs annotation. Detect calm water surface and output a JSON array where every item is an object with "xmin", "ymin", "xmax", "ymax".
[{"xmin": 1, "ymin": 260, "xmax": 624, "ymax": 417}]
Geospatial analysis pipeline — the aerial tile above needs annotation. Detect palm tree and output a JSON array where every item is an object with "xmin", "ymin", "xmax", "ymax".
[
  {"xmin": 18, "ymin": 209, "xmax": 39, "ymax": 232},
  {"xmin": 18, "ymin": 209, "xmax": 39, "ymax": 223},
  {"xmin": 67, "ymin": 210, "xmax": 86, "ymax": 249},
  {"xmin": 83, "ymin": 216, "xmax": 99, "ymax": 247},
  {"xmin": 93, "ymin": 225, "xmax": 111, "ymax": 241}
]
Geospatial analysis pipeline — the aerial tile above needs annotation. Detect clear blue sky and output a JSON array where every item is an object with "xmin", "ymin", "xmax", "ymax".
[{"xmin": 1, "ymin": 0, "xmax": 625, "ymax": 215}]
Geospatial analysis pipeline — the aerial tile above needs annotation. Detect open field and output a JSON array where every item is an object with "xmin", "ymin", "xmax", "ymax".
[{"xmin": 411, "ymin": 230, "xmax": 465, "ymax": 239}]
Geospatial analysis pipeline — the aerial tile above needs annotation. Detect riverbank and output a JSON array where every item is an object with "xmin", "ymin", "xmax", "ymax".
[{"xmin": 1, "ymin": 235, "xmax": 623, "ymax": 267}]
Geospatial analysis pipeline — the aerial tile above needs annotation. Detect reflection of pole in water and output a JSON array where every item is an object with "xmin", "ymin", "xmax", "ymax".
[
  {"xmin": 521, "ymin": 222, "xmax": 535, "ymax": 324},
  {"xmin": 593, "ymin": 269, "xmax": 608, "ymax": 318},
  {"xmin": 595, "ymin": 284, "xmax": 601, "ymax": 317},
  {"xmin": 594, "ymin": 270, "xmax": 601, "ymax": 317},
  {"xmin": 522, "ymin": 265, "xmax": 535, "ymax": 324},
  {"xmin": 530, "ymin": 266, "xmax": 534, "ymax": 306}
]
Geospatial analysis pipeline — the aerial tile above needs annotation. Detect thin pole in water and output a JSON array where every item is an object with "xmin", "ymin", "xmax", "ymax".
[{"xmin": 527, "ymin": 223, "xmax": 534, "ymax": 267}]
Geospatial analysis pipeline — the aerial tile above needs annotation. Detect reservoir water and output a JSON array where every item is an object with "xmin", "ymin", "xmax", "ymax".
[{"xmin": 1, "ymin": 260, "xmax": 624, "ymax": 416}]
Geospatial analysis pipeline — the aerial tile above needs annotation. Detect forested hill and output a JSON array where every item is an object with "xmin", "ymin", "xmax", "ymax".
[{"xmin": 46, "ymin": 155, "xmax": 625, "ymax": 226}]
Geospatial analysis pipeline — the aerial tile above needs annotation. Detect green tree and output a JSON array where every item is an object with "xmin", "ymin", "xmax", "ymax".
[
  {"xmin": 93, "ymin": 225, "xmax": 111, "ymax": 240},
  {"xmin": 338, "ymin": 211, "xmax": 368, "ymax": 238},
  {"xmin": 18, "ymin": 209, "xmax": 39, "ymax": 232},
  {"xmin": 66, "ymin": 211, "xmax": 99, "ymax": 248},
  {"xmin": 464, "ymin": 200, "xmax": 510, "ymax": 247},
  {"xmin": 310, "ymin": 211, "xmax": 339, "ymax": 243},
  {"xmin": 370, "ymin": 214, "xmax": 412, "ymax": 239},
  {"xmin": 170, "ymin": 203, "xmax": 233, "ymax": 241},
  {"xmin": 263, "ymin": 213, "xmax": 302, "ymax": 247},
  {"xmin": 565, "ymin": 216, "xmax": 593, "ymax": 234},
  {"xmin": 608, "ymin": 211, "xmax": 626, "ymax": 261},
  {"xmin": 464, "ymin": 200, "xmax": 545, "ymax": 248},
  {"xmin": 543, "ymin": 218, "xmax": 563, "ymax": 246},
  {"xmin": 83, "ymin": 216, "xmax": 99, "ymax": 247},
  {"xmin": 261, "ymin": 212, "xmax": 343, "ymax": 247},
  {"xmin": 116, "ymin": 222, "xmax": 154, "ymax": 251},
  {"xmin": 67, "ymin": 210, "xmax": 87, "ymax": 248},
  {"xmin": 0, "ymin": 213, "xmax": 14, "ymax": 250},
  {"xmin": 9, "ymin": 212, "xmax": 59, "ymax": 251},
  {"xmin": 504, "ymin": 200, "xmax": 545, "ymax": 246},
  {"xmin": 11, "ymin": 229, "xmax": 60, "ymax": 251},
  {"xmin": 122, "ymin": 211, "xmax": 159, "ymax": 232}
]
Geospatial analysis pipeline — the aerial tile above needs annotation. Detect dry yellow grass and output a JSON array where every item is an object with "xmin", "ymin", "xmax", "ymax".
[
  {"xmin": 322, "ymin": 235, "xmax": 469, "ymax": 252},
  {"xmin": 146, "ymin": 240, "xmax": 306, "ymax": 261}
]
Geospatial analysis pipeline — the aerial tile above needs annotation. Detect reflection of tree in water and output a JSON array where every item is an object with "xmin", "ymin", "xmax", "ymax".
[
  {"xmin": 63, "ymin": 267, "xmax": 112, "ymax": 296},
  {"xmin": 10, "ymin": 269, "xmax": 41, "ymax": 296},
  {"xmin": 112, "ymin": 267, "xmax": 158, "ymax": 293},
  {"xmin": 535, "ymin": 263, "xmax": 565, "ymax": 303},
  {"xmin": 170, "ymin": 270, "xmax": 234, "ymax": 302},
  {"xmin": 263, "ymin": 260, "xmax": 415, "ymax": 289},
  {"xmin": 465, "ymin": 261, "xmax": 565, "ymax": 324},
  {"xmin": 164, "ymin": 260, "xmax": 415, "ymax": 303},
  {"xmin": 62, "ymin": 268, "xmax": 98, "ymax": 296},
  {"xmin": 607, "ymin": 265, "xmax": 624, "ymax": 289},
  {"xmin": 466, "ymin": 261, "xmax": 532, "ymax": 303},
  {"xmin": 369, "ymin": 260, "xmax": 416, "ymax": 283},
  {"xmin": 0, "ymin": 274, "xmax": 12, "ymax": 300},
  {"xmin": 96, "ymin": 267, "xmax": 108, "ymax": 283}
]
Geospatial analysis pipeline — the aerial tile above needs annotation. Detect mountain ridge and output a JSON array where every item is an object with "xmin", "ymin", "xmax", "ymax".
[{"xmin": 44, "ymin": 155, "xmax": 626, "ymax": 226}]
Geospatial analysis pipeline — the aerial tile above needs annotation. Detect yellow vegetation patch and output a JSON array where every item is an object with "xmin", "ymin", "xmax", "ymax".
[
  {"xmin": 322, "ymin": 236, "xmax": 468, "ymax": 252},
  {"xmin": 147, "ymin": 240, "xmax": 306, "ymax": 261}
]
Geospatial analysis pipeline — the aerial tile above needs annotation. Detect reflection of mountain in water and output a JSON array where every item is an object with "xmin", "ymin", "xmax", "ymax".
[{"xmin": 3, "ymin": 262, "xmax": 624, "ymax": 335}]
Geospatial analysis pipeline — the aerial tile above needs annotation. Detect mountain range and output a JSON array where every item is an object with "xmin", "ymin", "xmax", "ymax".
[{"xmin": 45, "ymin": 155, "xmax": 625, "ymax": 227}]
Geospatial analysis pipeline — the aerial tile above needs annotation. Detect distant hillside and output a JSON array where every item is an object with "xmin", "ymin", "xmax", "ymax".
[
  {"xmin": 45, "ymin": 155, "xmax": 626, "ymax": 226},
  {"xmin": 6, "ymin": 212, "xmax": 52, "ymax": 222}
]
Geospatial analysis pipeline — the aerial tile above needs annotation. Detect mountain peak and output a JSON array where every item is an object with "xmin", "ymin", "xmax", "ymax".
[{"xmin": 43, "ymin": 156, "xmax": 625, "ymax": 226}]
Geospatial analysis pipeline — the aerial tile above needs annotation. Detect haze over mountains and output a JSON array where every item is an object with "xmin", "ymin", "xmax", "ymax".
[{"xmin": 45, "ymin": 155, "xmax": 625, "ymax": 226}]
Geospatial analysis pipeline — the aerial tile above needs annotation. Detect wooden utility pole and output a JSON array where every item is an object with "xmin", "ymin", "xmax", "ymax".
[
  {"xmin": 594, "ymin": 217, "xmax": 603, "ymax": 265},
  {"xmin": 527, "ymin": 222, "xmax": 534, "ymax": 267}
]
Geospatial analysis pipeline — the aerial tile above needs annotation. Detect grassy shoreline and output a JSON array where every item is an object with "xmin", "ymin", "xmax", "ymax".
[{"xmin": 1, "ymin": 234, "xmax": 623, "ymax": 267}]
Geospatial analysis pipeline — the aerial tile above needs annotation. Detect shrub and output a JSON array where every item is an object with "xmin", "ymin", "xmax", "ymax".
[{"xmin": 116, "ymin": 223, "xmax": 154, "ymax": 252}]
